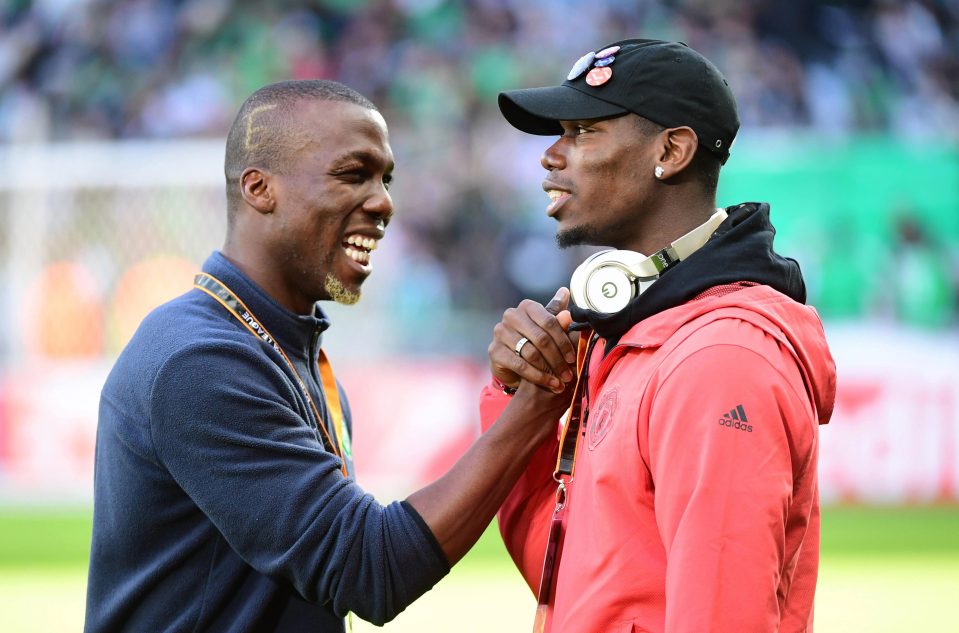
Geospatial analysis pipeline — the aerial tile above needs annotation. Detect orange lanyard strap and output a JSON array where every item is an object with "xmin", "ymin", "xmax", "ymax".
[
  {"xmin": 318, "ymin": 349, "xmax": 352, "ymax": 463},
  {"xmin": 553, "ymin": 330, "xmax": 597, "ymax": 480},
  {"xmin": 533, "ymin": 328, "xmax": 596, "ymax": 633},
  {"xmin": 194, "ymin": 273, "xmax": 352, "ymax": 478}
]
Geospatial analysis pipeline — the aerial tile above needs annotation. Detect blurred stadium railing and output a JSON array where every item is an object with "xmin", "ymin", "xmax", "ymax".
[{"xmin": 0, "ymin": 134, "xmax": 957, "ymax": 504}]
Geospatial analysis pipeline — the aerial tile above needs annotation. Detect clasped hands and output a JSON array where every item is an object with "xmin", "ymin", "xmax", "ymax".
[{"xmin": 488, "ymin": 288, "xmax": 580, "ymax": 397}]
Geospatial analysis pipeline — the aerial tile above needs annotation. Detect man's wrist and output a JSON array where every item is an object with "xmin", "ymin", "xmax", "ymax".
[{"xmin": 492, "ymin": 376, "xmax": 518, "ymax": 396}]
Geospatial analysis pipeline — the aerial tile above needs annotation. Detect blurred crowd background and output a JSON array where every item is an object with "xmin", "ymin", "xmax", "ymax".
[
  {"xmin": 2, "ymin": 3, "xmax": 958, "ymax": 630},
  {"xmin": 4, "ymin": 0, "xmax": 959, "ymax": 143},
  {"xmin": 1, "ymin": 0, "xmax": 958, "ymax": 364}
]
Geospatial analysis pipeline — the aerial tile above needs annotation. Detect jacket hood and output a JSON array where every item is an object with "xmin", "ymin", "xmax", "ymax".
[{"xmin": 570, "ymin": 202, "xmax": 806, "ymax": 347}]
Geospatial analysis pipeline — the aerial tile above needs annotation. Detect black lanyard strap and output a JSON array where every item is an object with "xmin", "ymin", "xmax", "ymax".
[{"xmin": 194, "ymin": 273, "xmax": 352, "ymax": 478}]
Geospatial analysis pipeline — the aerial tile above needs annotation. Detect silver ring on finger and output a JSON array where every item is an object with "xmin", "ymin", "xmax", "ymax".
[{"xmin": 514, "ymin": 336, "xmax": 530, "ymax": 357}]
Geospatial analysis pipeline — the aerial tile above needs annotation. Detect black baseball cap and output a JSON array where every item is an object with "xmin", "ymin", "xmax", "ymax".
[{"xmin": 499, "ymin": 39, "xmax": 740, "ymax": 164}]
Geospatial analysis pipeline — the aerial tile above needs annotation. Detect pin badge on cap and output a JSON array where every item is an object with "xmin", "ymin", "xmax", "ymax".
[
  {"xmin": 594, "ymin": 56, "xmax": 615, "ymax": 67},
  {"xmin": 567, "ymin": 51, "xmax": 596, "ymax": 81},
  {"xmin": 595, "ymin": 45, "xmax": 620, "ymax": 59},
  {"xmin": 585, "ymin": 66, "xmax": 612, "ymax": 86}
]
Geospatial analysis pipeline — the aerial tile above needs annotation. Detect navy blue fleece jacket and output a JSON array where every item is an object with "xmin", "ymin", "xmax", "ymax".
[{"xmin": 85, "ymin": 252, "xmax": 449, "ymax": 632}]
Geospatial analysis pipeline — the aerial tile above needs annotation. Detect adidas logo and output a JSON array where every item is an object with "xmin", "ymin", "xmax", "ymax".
[{"xmin": 718, "ymin": 404, "xmax": 752, "ymax": 433}]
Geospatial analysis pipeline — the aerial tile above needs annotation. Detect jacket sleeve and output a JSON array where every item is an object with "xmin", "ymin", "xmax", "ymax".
[
  {"xmin": 149, "ymin": 341, "xmax": 449, "ymax": 625},
  {"xmin": 479, "ymin": 381, "xmax": 560, "ymax": 593},
  {"xmin": 645, "ymin": 325, "xmax": 816, "ymax": 633}
]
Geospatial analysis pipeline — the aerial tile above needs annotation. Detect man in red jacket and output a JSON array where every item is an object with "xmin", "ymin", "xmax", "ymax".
[{"xmin": 481, "ymin": 39, "xmax": 836, "ymax": 632}]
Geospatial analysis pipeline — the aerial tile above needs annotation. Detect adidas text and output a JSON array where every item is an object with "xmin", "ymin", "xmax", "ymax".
[{"xmin": 718, "ymin": 418, "xmax": 752, "ymax": 432}]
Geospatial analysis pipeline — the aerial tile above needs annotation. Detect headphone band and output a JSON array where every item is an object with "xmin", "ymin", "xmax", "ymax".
[{"xmin": 632, "ymin": 207, "xmax": 729, "ymax": 277}]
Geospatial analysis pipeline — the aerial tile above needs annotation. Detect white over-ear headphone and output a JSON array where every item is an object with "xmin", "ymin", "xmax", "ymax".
[{"xmin": 569, "ymin": 208, "xmax": 728, "ymax": 314}]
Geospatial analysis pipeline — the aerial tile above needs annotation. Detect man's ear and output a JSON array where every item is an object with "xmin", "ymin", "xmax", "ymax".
[
  {"xmin": 239, "ymin": 167, "xmax": 276, "ymax": 214},
  {"xmin": 655, "ymin": 126, "xmax": 698, "ymax": 180}
]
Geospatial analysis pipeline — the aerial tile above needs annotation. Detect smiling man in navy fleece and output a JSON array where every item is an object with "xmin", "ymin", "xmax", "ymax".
[{"xmin": 85, "ymin": 80, "xmax": 574, "ymax": 632}]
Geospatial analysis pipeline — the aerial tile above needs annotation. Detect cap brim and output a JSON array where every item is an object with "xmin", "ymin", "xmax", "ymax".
[{"xmin": 499, "ymin": 85, "xmax": 628, "ymax": 135}]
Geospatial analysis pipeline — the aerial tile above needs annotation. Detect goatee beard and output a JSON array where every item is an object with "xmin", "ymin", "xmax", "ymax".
[
  {"xmin": 324, "ymin": 274, "xmax": 361, "ymax": 305},
  {"xmin": 556, "ymin": 224, "xmax": 602, "ymax": 249}
]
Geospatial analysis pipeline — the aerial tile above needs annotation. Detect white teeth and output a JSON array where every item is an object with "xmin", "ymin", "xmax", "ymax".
[
  {"xmin": 344, "ymin": 246, "xmax": 370, "ymax": 265},
  {"xmin": 344, "ymin": 234, "xmax": 378, "ymax": 251},
  {"xmin": 546, "ymin": 190, "xmax": 567, "ymax": 201}
]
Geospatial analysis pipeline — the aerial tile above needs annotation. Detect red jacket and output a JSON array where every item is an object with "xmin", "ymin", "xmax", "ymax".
[{"xmin": 480, "ymin": 284, "xmax": 836, "ymax": 633}]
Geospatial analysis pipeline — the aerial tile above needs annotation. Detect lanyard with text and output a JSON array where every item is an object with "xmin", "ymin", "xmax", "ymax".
[
  {"xmin": 194, "ymin": 273, "xmax": 353, "ymax": 479},
  {"xmin": 532, "ymin": 329, "xmax": 596, "ymax": 633}
]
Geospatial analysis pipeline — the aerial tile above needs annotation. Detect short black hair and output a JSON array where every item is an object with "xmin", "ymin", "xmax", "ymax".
[
  {"xmin": 223, "ymin": 80, "xmax": 376, "ymax": 214},
  {"xmin": 633, "ymin": 116, "xmax": 721, "ymax": 198}
]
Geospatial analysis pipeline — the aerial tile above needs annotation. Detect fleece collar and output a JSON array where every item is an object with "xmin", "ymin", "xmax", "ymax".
[{"xmin": 201, "ymin": 251, "xmax": 331, "ymax": 362}]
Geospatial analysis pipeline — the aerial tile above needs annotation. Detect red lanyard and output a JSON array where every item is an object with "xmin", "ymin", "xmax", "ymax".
[
  {"xmin": 194, "ymin": 273, "xmax": 352, "ymax": 478},
  {"xmin": 533, "ymin": 329, "xmax": 596, "ymax": 633}
]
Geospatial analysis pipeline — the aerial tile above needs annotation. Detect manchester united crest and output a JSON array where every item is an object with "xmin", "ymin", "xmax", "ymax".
[{"xmin": 588, "ymin": 387, "xmax": 619, "ymax": 450}]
